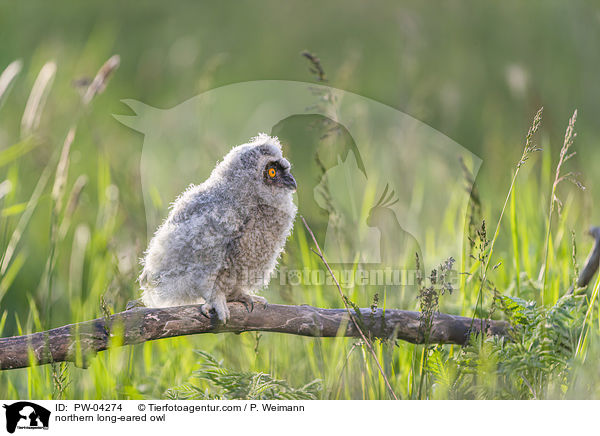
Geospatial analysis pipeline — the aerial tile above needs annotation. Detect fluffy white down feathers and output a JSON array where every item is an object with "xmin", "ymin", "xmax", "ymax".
[{"xmin": 139, "ymin": 134, "xmax": 297, "ymax": 322}]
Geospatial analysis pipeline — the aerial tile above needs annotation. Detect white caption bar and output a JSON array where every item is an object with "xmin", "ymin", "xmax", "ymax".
[{"xmin": 0, "ymin": 400, "xmax": 594, "ymax": 435}]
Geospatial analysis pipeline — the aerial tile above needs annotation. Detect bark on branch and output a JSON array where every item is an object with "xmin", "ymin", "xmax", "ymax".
[{"xmin": 0, "ymin": 304, "xmax": 508, "ymax": 370}]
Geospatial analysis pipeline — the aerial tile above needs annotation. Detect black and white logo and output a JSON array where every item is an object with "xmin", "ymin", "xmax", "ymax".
[{"xmin": 3, "ymin": 402, "xmax": 50, "ymax": 433}]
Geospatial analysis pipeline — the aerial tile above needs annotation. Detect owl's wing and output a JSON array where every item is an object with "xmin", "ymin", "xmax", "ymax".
[{"xmin": 160, "ymin": 196, "xmax": 245, "ymax": 286}]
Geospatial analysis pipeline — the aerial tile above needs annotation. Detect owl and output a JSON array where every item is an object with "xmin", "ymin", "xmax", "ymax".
[{"xmin": 139, "ymin": 134, "xmax": 297, "ymax": 322}]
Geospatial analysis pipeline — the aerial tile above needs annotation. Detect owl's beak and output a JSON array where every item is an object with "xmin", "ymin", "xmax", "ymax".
[{"xmin": 282, "ymin": 172, "xmax": 297, "ymax": 191}]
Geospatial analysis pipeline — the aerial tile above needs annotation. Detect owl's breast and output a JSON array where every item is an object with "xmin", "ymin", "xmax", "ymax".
[
  {"xmin": 223, "ymin": 202, "xmax": 295, "ymax": 290},
  {"xmin": 241, "ymin": 204, "xmax": 293, "ymax": 259}
]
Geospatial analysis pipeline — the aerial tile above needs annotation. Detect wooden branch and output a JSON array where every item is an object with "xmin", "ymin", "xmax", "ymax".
[
  {"xmin": 0, "ymin": 303, "xmax": 509, "ymax": 370},
  {"xmin": 567, "ymin": 226, "xmax": 600, "ymax": 294},
  {"xmin": 577, "ymin": 227, "xmax": 600, "ymax": 288}
]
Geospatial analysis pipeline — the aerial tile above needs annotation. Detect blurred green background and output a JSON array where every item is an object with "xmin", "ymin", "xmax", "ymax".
[{"xmin": 1, "ymin": 0, "xmax": 599, "ymax": 399}]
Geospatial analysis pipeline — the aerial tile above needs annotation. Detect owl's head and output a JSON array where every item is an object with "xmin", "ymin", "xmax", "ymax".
[{"xmin": 216, "ymin": 134, "xmax": 297, "ymax": 206}]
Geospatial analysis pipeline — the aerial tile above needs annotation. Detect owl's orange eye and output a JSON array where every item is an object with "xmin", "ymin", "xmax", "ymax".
[{"xmin": 268, "ymin": 167, "xmax": 276, "ymax": 178}]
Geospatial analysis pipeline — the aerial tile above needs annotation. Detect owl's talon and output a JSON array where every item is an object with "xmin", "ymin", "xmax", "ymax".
[
  {"xmin": 200, "ymin": 304, "xmax": 212, "ymax": 319},
  {"xmin": 240, "ymin": 300, "xmax": 253, "ymax": 313},
  {"xmin": 235, "ymin": 295, "xmax": 267, "ymax": 313},
  {"xmin": 200, "ymin": 297, "xmax": 230, "ymax": 323},
  {"xmin": 253, "ymin": 295, "xmax": 268, "ymax": 309}
]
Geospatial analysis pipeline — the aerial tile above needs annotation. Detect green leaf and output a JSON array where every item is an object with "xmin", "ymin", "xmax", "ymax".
[
  {"xmin": 0, "ymin": 139, "xmax": 39, "ymax": 167},
  {"xmin": 1, "ymin": 202, "xmax": 27, "ymax": 217}
]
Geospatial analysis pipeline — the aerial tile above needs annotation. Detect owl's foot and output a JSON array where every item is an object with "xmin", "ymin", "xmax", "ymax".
[
  {"xmin": 200, "ymin": 295, "xmax": 230, "ymax": 323},
  {"xmin": 234, "ymin": 294, "xmax": 268, "ymax": 313}
]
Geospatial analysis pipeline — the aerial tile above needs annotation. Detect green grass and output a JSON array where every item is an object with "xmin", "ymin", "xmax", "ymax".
[
  {"xmin": 1, "ymin": 100, "xmax": 598, "ymax": 399},
  {"xmin": 2, "ymin": 1, "xmax": 600, "ymax": 400}
]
